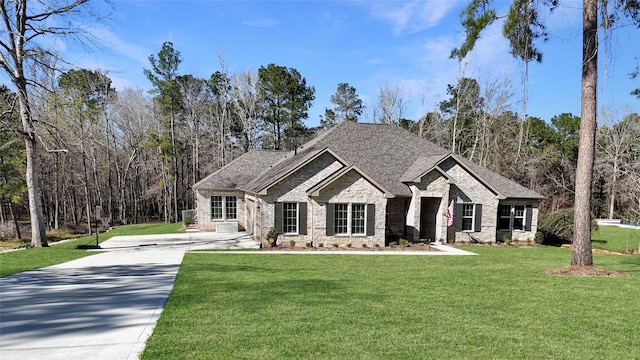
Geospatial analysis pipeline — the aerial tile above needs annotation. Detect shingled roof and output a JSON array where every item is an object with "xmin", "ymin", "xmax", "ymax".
[
  {"xmin": 193, "ymin": 150, "xmax": 286, "ymax": 190},
  {"xmin": 195, "ymin": 121, "xmax": 544, "ymax": 200}
]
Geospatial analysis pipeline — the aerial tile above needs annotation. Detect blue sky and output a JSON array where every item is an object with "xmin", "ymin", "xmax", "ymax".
[{"xmin": 70, "ymin": 0, "xmax": 639, "ymax": 127}]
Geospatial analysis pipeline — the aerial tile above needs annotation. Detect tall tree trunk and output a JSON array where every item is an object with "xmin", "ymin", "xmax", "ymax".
[
  {"xmin": 572, "ymin": 0, "xmax": 597, "ymax": 267},
  {"xmin": 608, "ymin": 159, "xmax": 618, "ymax": 219}
]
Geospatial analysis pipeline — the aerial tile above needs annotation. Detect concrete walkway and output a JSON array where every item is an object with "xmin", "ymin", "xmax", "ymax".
[
  {"xmin": 0, "ymin": 232, "xmax": 257, "ymax": 360},
  {"xmin": 0, "ymin": 232, "xmax": 475, "ymax": 360}
]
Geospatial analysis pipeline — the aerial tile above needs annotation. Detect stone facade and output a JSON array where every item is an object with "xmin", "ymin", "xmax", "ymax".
[
  {"xmin": 247, "ymin": 152, "xmax": 387, "ymax": 248},
  {"xmin": 405, "ymin": 170, "xmax": 451, "ymax": 242},
  {"xmin": 310, "ymin": 169, "xmax": 387, "ymax": 247},
  {"xmin": 195, "ymin": 189, "xmax": 245, "ymax": 231}
]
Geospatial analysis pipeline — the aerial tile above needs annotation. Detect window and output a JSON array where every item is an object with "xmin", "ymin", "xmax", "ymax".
[
  {"xmin": 497, "ymin": 204, "xmax": 528, "ymax": 231},
  {"xmin": 334, "ymin": 203, "xmax": 348, "ymax": 234},
  {"xmin": 211, "ymin": 196, "xmax": 223, "ymax": 220},
  {"xmin": 351, "ymin": 204, "xmax": 365, "ymax": 234},
  {"xmin": 498, "ymin": 204, "xmax": 511, "ymax": 230},
  {"xmin": 211, "ymin": 195, "xmax": 238, "ymax": 220},
  {"xmin": 283, "ymin": 202, "xmax": 298, "ymax": 234},
  {"xmin": 327, "ymin": 203, "xmax": 373, "ymax": 236},
  {"xmin": 513, "ymin": 205, "xmax": 525, "ymax": 230},
  {"xmin": 461, "ymin": 204, "xmax": 475, "ymax": 231},
  {"xmin": 225, "ymin": 196, "xmax": 237, "ymax": 220}
]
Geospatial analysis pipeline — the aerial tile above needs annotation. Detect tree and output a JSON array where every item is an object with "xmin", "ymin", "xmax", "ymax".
[
  {"xmin": 258, "ymin": 64, "xmax": 315, "ymax": 150},
  {"xmin": 373, "ymin": 82, "xmax": 407, "ymax": 125},
  {"xmin": 596, "ymin": 112, "xmax": 640, "ymax": 219},
  {"xmin": 320, "ymin": 83, "xmax": 364, "ymax": 128},
  {"xmin": 0, "ymin": 86, "xmax": 25, "ymax": 239},
  {"xmin": 144, "ymin": 41, "xmax": 183, "ymax": 222},
  {"xmin": 57, "ymin": 69, "xmax": 114, "ymax": 234},
  {"xmin": 0, "ymin": 0, "xmax": 109, "ymax": 247},
  {"xmin": 230, "ymin": 70, "xmax": 265, "ymax": 152},
  {"xmin": 451, "ymin": 0, "xmax": 640, "ymax": 267},
  {"xmin": 439, "ymin": 77, "xmax": 483, "ymax": 155}
]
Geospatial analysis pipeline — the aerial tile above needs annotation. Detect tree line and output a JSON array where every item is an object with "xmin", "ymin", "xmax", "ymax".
[{"xmin": 1, "ymin": 45, "xmax": 638, "ymax": 242}]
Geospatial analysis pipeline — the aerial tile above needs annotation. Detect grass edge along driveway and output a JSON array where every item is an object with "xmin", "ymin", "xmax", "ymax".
[
  {"xmin": 0, "ymin": 223, "xmax": 182, "ymax": 277},
  {"xmin": 142, "ymin": 247, "xmax": 640, "ymax": 360}
]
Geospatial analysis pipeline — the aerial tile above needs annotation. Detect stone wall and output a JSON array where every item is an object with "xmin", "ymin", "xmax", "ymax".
[
  {"xmin": 405, "ymin": 171, "xmax": 450, "ymax": 242},
  {"xmin": 496, "ymin": 200, "xmax": 539, "ymax": 243},
  {"xmin": 440, "ymin": 158, "xmax": 500, "ymax": 243},
  {"xmin": 259, "ymin": 152, "xmax": 344, "ymax": 244},
  {"xmin": 309, "ymin": 169, "xmax": 387, "ymax": 247},
  {"xmin": 196, "ymin": 189, "xmax": 245, "ymax": 231}
]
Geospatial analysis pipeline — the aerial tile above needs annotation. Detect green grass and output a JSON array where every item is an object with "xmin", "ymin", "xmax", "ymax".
[
  {"xmin": 141, "ymin": 247, "xmax": 640, "ymax": 360},
  {"xmin": 0, "ymin": 222, "xmax": 182, "ymax": 277},
  {"xmin": 591, "ymin": 226, "xmax": 640, "ymax": 253}
]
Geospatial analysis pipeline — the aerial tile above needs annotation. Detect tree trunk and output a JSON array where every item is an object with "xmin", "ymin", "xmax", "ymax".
[
  {"xmin": 25, "ymin": 136, "xmax": 48, "ymax": 247},
  {"xmin": 572, "ymin": 0, "xmax": 597, "ymax": 267}
]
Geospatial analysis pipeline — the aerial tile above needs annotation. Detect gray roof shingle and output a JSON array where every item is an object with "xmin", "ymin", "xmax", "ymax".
[
  {"xmin": 195, "ymin": 121, "xmax": 544, "ymax": 200},
  {"xmin": 192, "ymin": 150, "xmax": 286, "ymax": 190}
]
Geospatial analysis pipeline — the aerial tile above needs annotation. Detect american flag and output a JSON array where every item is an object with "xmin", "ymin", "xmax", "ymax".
[{"xmin": 447, "ymin": 199, "xmax": 455, "ymax": 227}]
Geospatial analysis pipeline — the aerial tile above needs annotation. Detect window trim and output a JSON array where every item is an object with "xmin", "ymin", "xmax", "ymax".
[
  {"xmin": 225, "ymin": 195, "xmax": 237, "ymax": 220},
  {"xmin": 334, "ymin": 203, "xmax": 349, "ymax": 235},
  {"xmin": 211, "ymin": 195, "xmax": 223, "ymax": 220},
  {"xmin": 282, "ymin": 202, "xmax": 299, "ymax": 235},
  {"xmin": 330, "ymin": 202, "xmax": 368, "ymax": 237},
  {"xmin": 210, "ymin": 195, "xmax": 238, "ymax": 221},
  {"xmin": 461, "ymin": 203, "xmax": 475, "ymax": 232},
  {"xmin": 497, "ymin": 204, "xmax": 528, "ymax": 232}
]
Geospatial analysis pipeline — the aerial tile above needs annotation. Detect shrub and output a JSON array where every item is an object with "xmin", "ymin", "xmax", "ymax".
[
  {"xmin": 289, "ymin": 239, "xmax": 296, "ymax": 247},
  {"xmin": 318, "ymin": 242, "xmax": 324, "ymax": 248},
  {"xmin": 332, "ymin": 243, "xmax": 339, "ymax": 248},
  {"xmin": 305, "ymin": 242, "xmax": 312, "ymax": 248},
  {"xmin": 346, "ymin": 242, "xmax": 352, "ymax": 248},
  {"xmin": 534, "ymin": 231, "xmax": 544, "ymax": 244},
  {"xmin": 266, "ymin": 228, "xmax": 279, "ymax": 247},
  {"xmin": 399, "ymin": 239, "xmax": 410, "ymax": 247},
  {"xmin": 389, "ymin": 241, "xmax": 398, "ymax": 247},
  {"xmin": 362, "ymin": 243, "xmax": 368, "ymax": 248},
  {"xmin": 374, "ymin": 243, "xmax": 380, "ymax": 248}
]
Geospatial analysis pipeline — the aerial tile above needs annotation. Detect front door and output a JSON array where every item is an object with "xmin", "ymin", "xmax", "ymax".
[{"xmin": 420, "ymin": 197, "xmax": 441, "ymax": 241}]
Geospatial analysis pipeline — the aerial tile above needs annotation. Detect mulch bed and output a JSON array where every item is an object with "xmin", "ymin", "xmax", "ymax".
[
  {"xmin": 260, "ymin": 243, "xmax": 441, "ymax": 252},
  {"xmin": 544, "ymin": 265, "xmax": 630, "ymax": 277}
]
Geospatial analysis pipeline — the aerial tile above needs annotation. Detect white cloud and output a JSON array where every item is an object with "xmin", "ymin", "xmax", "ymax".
[
  {"xmin": 242, "ymin": 18, "xmax": 279, "ymax": 28},
  {"xmin": 365, "ymin": 0, "xmax": 461, "ymax": 35},
  {"xmin": 85, "ymin": 26, "xmax": 151, "ymax": 66}
]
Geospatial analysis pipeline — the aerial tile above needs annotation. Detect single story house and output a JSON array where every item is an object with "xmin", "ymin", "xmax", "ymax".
[{"xmin": 193, "ymin": 121, "xmax": 544, "ymax": 247}]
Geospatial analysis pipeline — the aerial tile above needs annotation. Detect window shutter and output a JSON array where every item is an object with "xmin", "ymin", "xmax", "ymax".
[
  {"xmin": 525, "ymin": 205, "xmax": 533, "ymax": 231},
  {"xmin": 474, "ymin": 204, "xmax": 482, "ymax": 232},
  {"xmin": 366, "ymin": 204, "xmax": 375, "ymax": 236},
  {"xmin": 298, "ymin": 202, "xmax": 307, "ymax": 235},
  {"xmin": 326, "ymin": 203, "xmax": 334, "ymax": 236},
  {"xmin": 454, "ymin": 204, "xmax": 463, "ymax": 229},
  {"xmin": 274, "ymin": 202, "xmax": 283, "ymax": 234}
]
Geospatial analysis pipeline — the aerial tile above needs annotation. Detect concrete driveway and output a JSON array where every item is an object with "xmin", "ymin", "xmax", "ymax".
[{"xmin": 0, "ymin": 232, "xmax": 257, "ymax": 360}]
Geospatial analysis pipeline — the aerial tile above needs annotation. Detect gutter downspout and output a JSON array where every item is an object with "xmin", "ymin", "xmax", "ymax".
[{"xmin": 309, "ymin": 197, "xmax": 314, "ymax": 247}]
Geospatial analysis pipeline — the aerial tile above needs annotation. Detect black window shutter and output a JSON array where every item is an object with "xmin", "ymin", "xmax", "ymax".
[
  {"xmin": 366, "ymin": 204, "xmax": 375, "ymax": 236},
  {"xmin": 525, "ymin": 205, "xmax": 533, "ymax": 231},
  {"xmin": 326, "ymin": 203, "xmax": 334, "ymax": 236},
  {"xmin": 274, "ymin": 202, "xmax": 283, "ymax": 234},
  {"xmin": 474, "ymin": 204, "xmax": 482, "ymax": 232},
  {"xmin": 298, "ymin": 202, "xmax": 307, "ymax": 235},
  {"xmin": 454, "ymin": 204, "xmax": 463, "ymax": 229}
]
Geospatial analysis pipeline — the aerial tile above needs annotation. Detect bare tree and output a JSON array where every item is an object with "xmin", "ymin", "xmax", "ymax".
[
  {"xmin": 373, "ymin": 82, "xmax": 407, "ymax": 125},
  {"xmin": 0, "ymin": 0, "xmax": 110, "ymax": 247},
  {"xmin": 231, "ymin": 70, "xmax": 265, "ymax": 152}
]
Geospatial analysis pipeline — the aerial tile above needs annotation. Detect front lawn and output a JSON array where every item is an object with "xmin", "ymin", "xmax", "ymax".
[
  {"xmin": 0, "ymin": 222, "xmax": 182, "ymax": 277},
  {"xmin": 591, "ymin": 225, "xmax": 640, "ymax": 253},
  {"xmin": 141, "ymin": 247, "xmax": 640, "ymax": 359}
]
